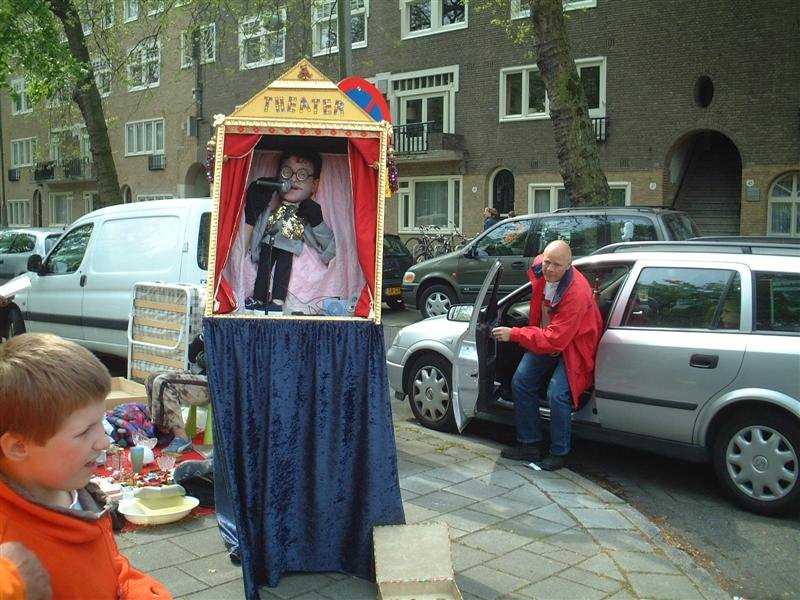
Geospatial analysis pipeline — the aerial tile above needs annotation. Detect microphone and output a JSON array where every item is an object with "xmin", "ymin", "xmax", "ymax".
[{"xmin": 254, "ymin": 177, "xmax": 291, "ymax": 193}]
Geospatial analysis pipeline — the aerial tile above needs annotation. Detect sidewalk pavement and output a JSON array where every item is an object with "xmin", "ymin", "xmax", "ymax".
[{"xmin": 122, "ymin": 404, "xmax": 729, "ymax": 599}]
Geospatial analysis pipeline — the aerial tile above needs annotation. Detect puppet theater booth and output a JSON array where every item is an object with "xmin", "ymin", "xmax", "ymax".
[{"xmin": 204, "ymin": 60, "xmax": 405, "ymax": 598}]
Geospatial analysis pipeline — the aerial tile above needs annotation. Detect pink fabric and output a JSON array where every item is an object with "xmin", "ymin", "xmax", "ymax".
[{"xmin": 222, "ymin": 150, "xmax": 365, "ymax": 315}]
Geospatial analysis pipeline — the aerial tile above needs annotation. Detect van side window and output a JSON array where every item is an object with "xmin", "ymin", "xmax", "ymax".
[
  {"xmin": 755, "ymin": 272, "xmax": 800, "ymax": 333},
  {"xmin": 474, "ymin": 220, "xmax": 531, "ymax": 257},
  {"xmin": 44, "ymin": 224, "xmax": 93, "ymax": 274},
  {"xmin": 197, "ymin": 212, "xmax": 211, "ymax": 270}
]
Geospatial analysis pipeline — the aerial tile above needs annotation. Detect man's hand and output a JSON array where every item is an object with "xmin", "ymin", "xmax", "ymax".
[
  {"xmin": 295, "ymin": 198, "xmax": 323, "ymax": 227},
  {"xmin": 0, "ymin": 542, "xmax": 52, "ymax": 600},
  {"xmin": 0, "ymin": 295, "xmax": 11, "ymax": 307},
  {"xmin": 492, "ymin": 326, "xmax": 512, "ymax": 342}
]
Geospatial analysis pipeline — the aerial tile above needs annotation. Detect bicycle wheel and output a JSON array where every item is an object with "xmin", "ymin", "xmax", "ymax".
[{"xmin": 404, "ymin": 236, "xmax": 423, "ymax": 257}]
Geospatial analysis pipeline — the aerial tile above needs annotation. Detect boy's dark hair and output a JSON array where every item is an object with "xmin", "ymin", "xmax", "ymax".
[{"xmin": 279, "ymin": 149, "xmax": 322, "ymax": 178}]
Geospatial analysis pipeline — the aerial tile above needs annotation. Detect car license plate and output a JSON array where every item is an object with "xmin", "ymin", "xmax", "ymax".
[{"xmin": 385, "ymin": 287, "xmax": 402, "ymax": 296}]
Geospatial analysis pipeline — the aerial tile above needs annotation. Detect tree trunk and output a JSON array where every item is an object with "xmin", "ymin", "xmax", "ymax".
[
  {"xmin": 531, "ymin": 0, "xmax": 608, "ymax": 206},
  {"xmin": 48, "ymin": 0, "xmax": 121, "ymax": 207}
]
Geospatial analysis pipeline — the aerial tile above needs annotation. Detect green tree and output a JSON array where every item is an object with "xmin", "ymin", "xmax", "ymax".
[{"xmin": 479, "ymin": 0, "xmax": 610, "ymax": 206}]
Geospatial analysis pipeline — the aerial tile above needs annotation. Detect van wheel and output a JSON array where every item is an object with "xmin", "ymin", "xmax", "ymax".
[
  {"xmin": 406, "ymin": 354, "xmax": 456, "ymax": 433},
  {"xmin": 419, "ymin": 284, "xmax": 456, "ymax": 318},
  {"xmin": 6, "ymin": 307, "xmax": 26, "ymax": 339},
  {"xmin": 386, "ymin": 298, "xmax": 405, "ymax": 311},
  {"xmin": 712, "ymin": 411, "xmax": 800, "ymax": 515}
]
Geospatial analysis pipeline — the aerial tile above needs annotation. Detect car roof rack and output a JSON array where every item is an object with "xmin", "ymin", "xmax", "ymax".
[
  {"xmin": 692, "ymin": 235, "xmax": 800, "ymax": 245},
  {"xmin": 592, "ymin": 240, "xmax": 800, "ymax": 257},
  {"xmin": 552, "ymin": 205, "xmax": 678, "ymax": 213}
]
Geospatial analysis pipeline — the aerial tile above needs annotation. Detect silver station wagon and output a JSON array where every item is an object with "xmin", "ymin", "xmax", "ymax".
[{"xmin": 386, "ymin": 241, "xmax": 800, "ymax": 515}]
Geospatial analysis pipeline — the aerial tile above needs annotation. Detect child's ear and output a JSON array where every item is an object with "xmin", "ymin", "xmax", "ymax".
[{"xmin": 0, "ymin": 432, "xmax": 31, "ymax": 463}]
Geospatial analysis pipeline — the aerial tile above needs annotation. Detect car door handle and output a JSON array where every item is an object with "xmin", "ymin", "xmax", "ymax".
[
  {"xmin": 511, "ymin": 261, "xmax": 526, "ymax": 269},
  {"xmin": 690, "ymin": 354, "xmax": 718, "ymax": 369},
  {"xmin": 80, "ymin": 274, "xmax": 87, "ymax": 287}
]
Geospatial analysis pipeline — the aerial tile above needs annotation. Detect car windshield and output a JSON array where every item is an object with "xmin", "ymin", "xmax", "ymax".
[
  {"xmin": 0, "ymin": 231, "xmax": 16, "ymax": 252},
  {"xmin": 384, "ymin": 235, "xmax": 410, "ymax": 257}
]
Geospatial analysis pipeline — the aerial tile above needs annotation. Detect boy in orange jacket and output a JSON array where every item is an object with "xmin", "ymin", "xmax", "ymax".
[{"xmin": 0, "ymin": 333, "xmax": 171, "ymax": 599}]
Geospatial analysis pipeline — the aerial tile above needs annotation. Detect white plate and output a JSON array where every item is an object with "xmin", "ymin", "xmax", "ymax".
[{"xmin": 118, "ymin": 495, "xmax": 199, "ymax": 526}]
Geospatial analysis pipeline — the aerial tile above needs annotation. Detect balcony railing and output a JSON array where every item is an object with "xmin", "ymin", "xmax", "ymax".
[
  {"xmin": 592, "ymin": 117, "xmax": 609, "ymax": 142},
  {"xmin": 148, "ymin": 154, "xmax": 167, "ymax": 170},
  {"xmin": 32, "ymin": 158, "xmax": 94, "ymax": 182},
  {"xmin": 7, "ymin": 168, "xmax": 21, "ymax": 182},
  {"xmin": 393, "ymin": 121, "xmax": 440, "ymax": 155}
]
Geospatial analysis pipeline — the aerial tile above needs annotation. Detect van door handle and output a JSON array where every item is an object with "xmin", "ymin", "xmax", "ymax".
[
  {"xmin": 80, "ymin": 274, "xmax": 87, "ymax": 287},
  {"xmin": 511, "ymin": 261, "xmax": 526, "ymax": 269},
  {"xmin": 690, "ymin": 354, "xmax": 718, "ymax": 369}
]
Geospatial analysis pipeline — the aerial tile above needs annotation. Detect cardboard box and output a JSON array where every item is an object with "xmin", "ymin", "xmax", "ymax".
[
  {"xmin": 373, "ymin": 522, "xmax": 462, "ymax": 600},
  {"xmin": 105, "ymin": 377, "xmax": 147, "ymax": 409}
]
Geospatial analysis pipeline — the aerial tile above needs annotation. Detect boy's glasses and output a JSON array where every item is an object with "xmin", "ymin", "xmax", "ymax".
[{"xmin": 280, "ymin": 165, "xmax": 316, "ymax": 182}]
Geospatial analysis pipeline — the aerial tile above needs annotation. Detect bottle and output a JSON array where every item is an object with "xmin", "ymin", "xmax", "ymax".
[{"xmin": 96, "ymin": 449, "xmax": 107, "ymax": 465}]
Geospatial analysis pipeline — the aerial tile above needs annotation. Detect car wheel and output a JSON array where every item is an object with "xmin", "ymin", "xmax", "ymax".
[
  {"xmin": 419, "ymin": 284, "xmax": 456, "ymax": 318},
  {"xmin": 386, "ymin": 298, "xmax": 405, "ymax": 310},
  {"xmin": 712, "ymin": 411, "xmax": 800, "ymax": 515},
  {"xmin": 406, "ymin": 354, "xmax": 456, "ymax": 433}
]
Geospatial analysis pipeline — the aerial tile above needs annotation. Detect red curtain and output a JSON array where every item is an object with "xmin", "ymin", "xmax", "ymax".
[
  {"xmin": 214, "ymin": 133, "xmax": 260, "ymax": 312},
  {"xmin": 348, "ymin": 138, "xmax": 380, "ymax": 317}
]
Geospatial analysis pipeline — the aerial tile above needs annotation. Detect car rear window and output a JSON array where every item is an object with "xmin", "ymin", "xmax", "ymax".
[
  {"xmin": 755, "ymin": 272, "xmax": 800, "ymax": 332},
  {"xmin": 384, "ymin": 235, "xmax": 410, "ymax": 257},
  {"xmin": 662, "ymin": 213, "xmax": 702, "ymax": 240}
]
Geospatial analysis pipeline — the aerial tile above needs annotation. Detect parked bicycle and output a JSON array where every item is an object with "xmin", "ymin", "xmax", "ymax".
[{"xmin": 404, "ymin": 223, "xmax": 472, "ymax": 264}]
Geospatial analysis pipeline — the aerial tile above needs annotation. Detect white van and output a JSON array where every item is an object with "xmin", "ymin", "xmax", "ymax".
[{"xmin": 2, "ymin": 198, "xmax": 211, "ymax": 357}]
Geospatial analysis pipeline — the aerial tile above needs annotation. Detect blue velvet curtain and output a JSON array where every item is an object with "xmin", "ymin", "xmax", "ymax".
[{"xmin": 204, "ymin": 318, "xmax": 405, "ymax": 598}]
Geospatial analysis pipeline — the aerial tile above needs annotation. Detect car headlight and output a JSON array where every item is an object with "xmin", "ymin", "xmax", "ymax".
[{"xmin": 403, "ymin": 271, "xmax": 416, "ymax": 283}]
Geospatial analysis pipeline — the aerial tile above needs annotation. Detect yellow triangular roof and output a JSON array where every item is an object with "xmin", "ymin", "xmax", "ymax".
[{"xmin": 228, "ymin": 59, "xmax": 375, "ymax": 123}]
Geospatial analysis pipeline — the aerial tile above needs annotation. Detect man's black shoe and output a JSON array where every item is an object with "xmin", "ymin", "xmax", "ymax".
[
  {"xmin": 539, "ymin": 454, "xmax": 567, "ymax": 471},
  {"xmin": 500, "ymin": 443, "xmax": 543, "ymax": 462}
]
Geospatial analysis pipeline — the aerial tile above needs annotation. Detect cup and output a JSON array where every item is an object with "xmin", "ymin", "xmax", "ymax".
[{"xmin": 130, "ymin": 446, "xmax": 145, "ymax": 474}]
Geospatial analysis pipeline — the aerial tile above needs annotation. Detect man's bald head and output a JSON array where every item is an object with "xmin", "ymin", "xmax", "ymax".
[{"xmin": 541, "ymin": 240, "xmax": 572, "ymax": 283}]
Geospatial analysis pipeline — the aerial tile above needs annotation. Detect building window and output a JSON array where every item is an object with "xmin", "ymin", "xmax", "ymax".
[
  {"xmin": 11, "ymin": 138, "xmax": 37, "ymax": 168},
  {"xmin": 397, "ymin": 176, "xmax": 462, "ymax": 232},
  {"xmin": 10, "ymin": 79, "xmax": 32, "ymax": 115},
  {"xmin": 93, "ymin": 59, "xmax": 112, "ymax": 96},
  {"xmin": 492, "ymin": 169, "xmax": 515, "ymax": 215},
  {"xmin": 400, "ymin": 0, "xmax": 467, "ymax": 39},
  {"xmin": 181, "ymin": 24, "xmax": 216, "ymax": 68},
  {"xmin": 124, "ymin": 0, "xmax": 139, "ymax": 21},
  {"xmin": 7, "ymin": 200, "xmax": 31, "ymax": 227},
  {"xmin": 768, "ymin": 172, "xmax": 800, "ymax": 236},
  {"xmin": 528, "ymin": 181, "xmax": 629, "ymax": 213},
  {"xmin": 391, "ymin": 66, "xmax": 458, "ymax": 135},
  {"xmin": 50, "ymin": 192, "xmax": 72, "ymax": 226},
  {"xmin": 125, "ymin": 118, "xmax": 165, "ymax": 155},
  {"xmin": 238, "ymin": 12, "xmax": 286, "ymax": 70},
  {"xmin": 512, "ymin": 0, "xmax": 597, "ymax": 19},
  {"xmin": 137, "ymin": 194, "xmax": 174, "ymax": 202},
  {"xmin": 147, "ymin": 0, "xmax": 166, "ymax": 16},
  {"xmin": 128, "ymin": 39, "xmax": 160, "ymax": 91},
  {"xmin": 312, "ymin": 0, "xmax": 368, "ymax": 56},
  {"xmin": 500, "ymin": 57, "xmax": 606, "ymax": 121},
  {"xmin": 100, "ymin": 1, "xmax": 114, "ymax": 28}
]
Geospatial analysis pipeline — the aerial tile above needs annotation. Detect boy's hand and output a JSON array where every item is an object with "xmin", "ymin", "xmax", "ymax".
[{"xmin": 296, "ymin": 198, "xmax": 323, "ymax": 227}]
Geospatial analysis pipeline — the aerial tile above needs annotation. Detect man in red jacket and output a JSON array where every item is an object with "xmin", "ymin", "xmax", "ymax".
[{"xmin": 492, "ymin": 240, "xmax": 603, "ymax": 471}]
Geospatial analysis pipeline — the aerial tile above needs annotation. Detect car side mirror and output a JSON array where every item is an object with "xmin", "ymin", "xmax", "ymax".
[
  {"xmin": 26, "ymin": 254, "xmax": 43, "ymax": 273},
  {"xmin": 447, "ymin": 304, "xmax": 474, "ymax": 322}
]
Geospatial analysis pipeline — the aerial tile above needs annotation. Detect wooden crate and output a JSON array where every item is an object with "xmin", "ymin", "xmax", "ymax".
[{"xmin": 105, "ymin": 377, "xmax": 147, "ymax": 409}]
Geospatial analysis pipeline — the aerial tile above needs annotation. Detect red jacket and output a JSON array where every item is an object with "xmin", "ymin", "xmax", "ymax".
[
  {"xmin": 0, "ymin": 475, "xmax": 171, "ymax": 599},
  {"xmin": 509, "ymin": 255, "xmax": 604, "ymax": 408}
]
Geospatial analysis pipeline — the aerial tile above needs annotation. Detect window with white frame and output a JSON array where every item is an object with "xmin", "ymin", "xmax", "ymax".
[
  {"xmin": 11, "ymin": 138, "xmax": 37, "ymax": 168},
  {"xmin": 128, "ymin": 39, "xmax": 160, "ymax": 91},
  {"xmin": 181, "ymin": 24, "xmax": 216, "ymax": 68},
  {"xmin": 124, "ymin": 0, "xmax": 139, "ymax": 21},
  {"xmin": 137, "ymin": 193, "xmax": 174, "ymax": 202},
  {"xmin": 125, "ymin": 118, "xmax": 164, "ymax": 155},
  {"xmin": 93, "ymin": 59, "xmax": 112, "ymax": 96},
  {"xmin": 49, "ymin": 131, "xmax": 63, "ymax": 162},
  {"xmin": 238, "ymin": 12, "xmax": 286, "ymax": 70},
  {"xmin": 10, "ymin": 79, "xmax": 32, "ymax": 115},
  {"xmin": 528, "ymin": 182, "xmax": 629, "ymax": 213},
  {"xmin": 400, "ymin": 0, "xmax": 466, "ymax": 39},
  {"xmin": 7, "ymin": 200, "xmax": 31, "ymax": 227},
  {"xmin": 100, "ymin": 1, "xmax": 114, "ymax": 29},
  {"xmin": 391, "ymin": 66, "xmax": 458, "ymax": 144},
  {"xmin": 397, "ymin": 176, "xmax": 462, "ymax": 232},
  {"xmin": 50, "ymin": 192, "xmax": 72, "ymax": 226},
  {"xmin": 84, "ymin": 191, "xmax": 101, "ymax": 213},
  {"xmin": 768, "ymin": 172, "xmax": 800, "ymax": 236},
  {"xmin": 500, "ymin": 57, "xmax": 605, "ymax": 121},
  {"xmin": 147, "ymin": 0, "xmax": 166, "ymax": 16},
  {"xmin": 312, "ymin": 0, "xmax": 368, "ymax": 56},
  {"xmin": 512, "ymin": 0, "xmax": 597, "ymax": 19}
]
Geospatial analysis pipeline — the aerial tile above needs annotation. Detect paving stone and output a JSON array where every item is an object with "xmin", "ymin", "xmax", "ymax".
[
  {"xmin": 458, "ymin": 457, "xmax": 503, "ymax": 476},
  {"xmin": 495, "ymin": 513, "xmax": 571, "ymax": 540},
  {"xmin": 148, "ymin": 566, "xmax": 208, "ymax": 597},
  {"xmin": 590, "ymin": 529, "xmax": 656, "ymax": 553},
  {"xmin": 486, "ymin": 548, "xmax": 566, "ymax": 582},
  {"xmin": 542, "ymin": 528, "xmax": 602, "ymax": 557},
  {"xmin": 174, "ymin": 551, "xmax": 245, "ymax": 587},
  {"xmin": 452, "ymin": 541, "xmax": 495, "ymax": 571},
  {"xmin": 399, "ymin": 487, "xmax": 419, "ymax": 502},
  {"xmin": 628, "ymin": 572, "xmax": 705, "ymax": 599},
  {"xmin": 517, "ymin": 575, "xmax": 609, "ymax": 600},
  {"xmin": 499, "ymin": 483, "xmax": 552, "ymax": 508},
  {"xmin": 416, "ymin": 451, "xmax": 461, "ymax": 466},
  {"xmin": 315, "ymin": 575, "xmax": 378, "ymax": 599},
  {"xmin": 460, "ymin": 529, "xmax": 533, "ymax": 555},
  {"xmin": 609, "ymin": 549, "xmax": 682, "ymax": 574},
  {"xmin": 445, "ymin": 478, "xmax": 509, "ymax": 501},
  {"xmin": 171, "ymin": 525, "xmax": 229, "ymax": 558},
  {"xmin": 401, "ymin": 501, "xmax": 440, "ymax": 523},
  {"xmin": 457, "ymin": 565, "xmax": 529, "ymax": 600},
  {"xmin": 605, "ymin": 590, "xmax": 639, "ymax": 600},
  {"xmin": 547, "ymin": 491, "xmax": 609, "ymax": 509},
  {"xmin": 469, "ymin": 495, "xmax": 533, "ymax": 519},
  {"xmin": 559, "ymin": 565, "xmax": 624, "ymax": 593},
  {"xmin": 260, "ymin": 572, "xmax": 331, "ymax": 598},
  {"xmin": 558, "ymin": 469, "xmax": 625, "ymax": 504},
  {"xmin": 545, "ymin": 548, "xmax": 588, "ymax": 567},
  {"xmin": 574, "ymin": 551, "xmax": 625, "ymax": 581},
  {"xmin": 395, "ymin": 457, "xmax": 432, "ymax": 476},
  {"xmin": 526, "ymin": 473, "xmax": 589, "ymax": 493},
  {"xmin": 178, "ymin": 578, "xmax": 245, "ymax": 599},
  {"xmin": 568, "ymin": 507, "xmax": 635, "ymax": 530},
  {"xmin": 478, "ymin": 469, "xmax": 530, "ymax": 489},
  {"xmin": 436, "ymin": 507, "xmax": 504, "ymax": 533},
  {"xmin": 125, "ymin": 539, "xmax": 198, "ymax": 571},
  {"xmin": 400, "ymin": 472, "xmax": 454, "ymax": 494},
  {"xmin": 426, "ymin": 464, "xmax": 481, "ymax": 483},
  {"xmin": 530, "ymin": 503, "xmax": 577, "ymax": 527},
  {"xmin": 407, "ymin": 489, "xmax": 477, "ymax": 513}
]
